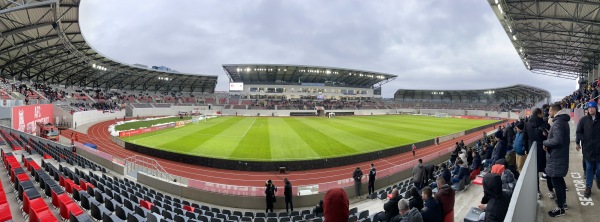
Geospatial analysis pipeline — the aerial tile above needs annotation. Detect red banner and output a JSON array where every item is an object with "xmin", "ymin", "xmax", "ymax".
[
  {"xmin": 119, "ymin": 123, "xmax": 176, "ymax": 137},
  {"xmin": 12, "ymin": 104, "xmax": 54, "ymax": 134}
]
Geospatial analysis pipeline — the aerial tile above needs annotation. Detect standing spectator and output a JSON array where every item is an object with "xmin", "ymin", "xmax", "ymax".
[
  {"xmin": 369, "ymin": 163, "xmax": 377, "ymax": 196},
  {"xmin": 505, "ymin": 122, "xmax": 516, "ymax": 154},
  {"xmin": 523, "ymin": 108, "xmax": 550, "ymax": 199},
  {"xmin": 353, "ymin": 167, "xmax": 364, "ymax": 198},
  {"xmin": 323, "ymin": 188, "xmax": 349, "ymax": 222},
  {"xmin": 576, "ymin": 101, "xmax": 600, "ymax": 198},
  {"xmin": 478, "ymin": 173, "xmax": 511, "ymax": 222},
  {"xmin": 391, "ymin": 199, "xmax": 423, "ymax": 222},
  {"xmin": 513, "ymin": 122, "xmax": 527, "ymax": 173},
  {"xmin": 412, "ymin": 144, "xmax": 417, "ymax": 156},
  {"xmin": 412, "ymin": 159, "xmax": 425, "ymax": 190},
  {"xmin": 420, "ymin": 187, "xmax": 442, "ymax": 222},
  {"xmin": 264, "ymin": 180, "xmax": 277, "ymax": 213},
  {"xmin": 374, "ymin": 189, "xmax": 402, "ymax": 222},
  {"xmin": 436, "ymin": 137, "xmax": 440, "ymax": 145},
  {"xmin": 407, "ymin": 186, "xmax": 424, "ymax": 211},
  {"xmin": 313, "ymin": 200, "xmax": 324, "ymax": 215},
  {"xmin": 283, "ymin": 178, "xmax": 293, "ymax": 213},
  {"xmin": 544, "ymin": 103, "xmax": 570, "ymax": 217},
  {"xmin": 459, "ymin": 140, "xmax": 465, "ymax": 147},
  {"xmin": 434, "ymin": 177, "xmax": 455, "ymax": 219}
]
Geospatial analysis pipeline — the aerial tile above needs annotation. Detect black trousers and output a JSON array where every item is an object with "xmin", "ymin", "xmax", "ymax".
[
  {"xmin": 285, "ymin": 197, "xmax": 293, "ymax": 213},
  {"xmin": 550, "ymin": 177, "xmax": 566, "ymax": 208},
  {"xmin": 368, "ymin": 180, "xmax": 375, "ymax": 195}
]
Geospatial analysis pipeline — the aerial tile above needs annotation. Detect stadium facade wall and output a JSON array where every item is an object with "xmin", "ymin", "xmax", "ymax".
[
  {"xmin": 72, "ymin": 110, "xmax": 125, "ymax": 127},
  {"xmin": 122, "ymin": 121, "xmax": 503, "ymax": 172},
  {"xmin": 130, "ymin": 105, "xmax": 219, "ymax": 117},
  {"xmin": 0, "ymin": 107, "xmax": 11, "ymax": 119},
  {"xmin": 52, "ymin": 104, "xmax": 73, "ymax": 125}
]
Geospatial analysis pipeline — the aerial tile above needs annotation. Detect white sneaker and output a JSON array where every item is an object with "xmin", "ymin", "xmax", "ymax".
[
  {"xmin": 548, "ymin": 192, "xmax": 555, "ymax": 199},
  {"xmin": 538, "ymin": 192, "xmax": 541, "ymax": 200}
]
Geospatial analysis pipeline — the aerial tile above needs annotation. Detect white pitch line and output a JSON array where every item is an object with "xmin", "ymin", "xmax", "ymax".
[{"xmin": 241, "ymin": 118, "xmax": 257, "ymax": 138}]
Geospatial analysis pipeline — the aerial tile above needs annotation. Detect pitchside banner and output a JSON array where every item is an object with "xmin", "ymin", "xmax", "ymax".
[{"xmin": 12, "ymin": 104, "xmax": 54, "ymax": 134}]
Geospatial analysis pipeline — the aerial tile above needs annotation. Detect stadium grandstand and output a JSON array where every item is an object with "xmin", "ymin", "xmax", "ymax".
[
  {"xmin": 0, "ymin": 0, "xmax": 595, "ymax": 222},
  {"xmin": 488, "ymin": 0, "xmax": 600, "ymax": 221},
  {"xmin": 392, "ymin": 84, "xmax": 550, "ymax": 112}
]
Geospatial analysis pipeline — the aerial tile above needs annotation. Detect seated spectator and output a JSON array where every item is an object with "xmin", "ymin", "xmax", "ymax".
[
  {"xmin": 391, "ymin": 199, "xmax": 423, "ymax": 222},
  {"xmin": 430, "ymin": 163, "xmax": 451, "ymax": 189},
  {"xmin": 313, "ymin": 200, "xmax": 323, "ymax": 215},
  {"xmin": 478, "ymin": 173, "xmax": 511, "ymax": 222},
  {"xmin": 471, "ymin": 151, "xmax": 482, "ymax": 171},
  {"xmin": 490, "ymin": 130, "xmax": 507, "ymax": 166},
  {"xmin": 451, "ymin": 159, "xmax": 461, "ymax": 176},
  {"xmin": 491, "ymin": 159, "xmax": 516, "ymax": 194},
  {"xmin": 451, "ymin": 159, "xmax": 469, "ymax": 185},
  {"xmin": 420, "ymin": 187, "xmax": 442, "ymax": 222},
  {"xmin": 434, "ymin": 177, "xmax": 455, "ymax": 218},
  {"xmin": 407, "ymin": 186, "xmax": 424, "ymax": 211},
  {"xmin": 374, "ymin": 189, "xmax": 402, "ymax": 222},
  {"xmin": 323, "ymin": 188, "xmax": 349, "ymax": 222}
]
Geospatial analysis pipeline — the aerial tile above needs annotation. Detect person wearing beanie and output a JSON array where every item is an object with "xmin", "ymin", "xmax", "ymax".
[
  {"xmin": 513, "ymin": 122, "xmax": 527, "ymax": 173},
  {"xmin": 323, "ymin": 188, "xmax": 349, "ymax": 222},
  {"xmin": 490, "ymin": 130, "xmax": 507, "ymax": 167},
  {"xmin": 576, "ymin": 101, "xmax": 600, "ymax": 199}
]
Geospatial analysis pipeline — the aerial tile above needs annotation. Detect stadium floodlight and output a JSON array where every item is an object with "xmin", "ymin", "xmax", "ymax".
[
  {"xmin": 498, "ymin": 4, "xmax": 503, "ymax": 14},
  {"xmin": 326, "ymin": 70, "xmax": 331, "ymax": 74},
  {"xmin": 495, "ymin": 0, "xmax": 499, "ymax": 4},
  {"xmin": 512, "ymin": 35, "xmax": 517, "ymax": 40}
]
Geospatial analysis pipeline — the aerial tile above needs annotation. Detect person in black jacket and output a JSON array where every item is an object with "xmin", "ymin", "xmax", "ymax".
[
  {"xmin": 420, "ymin": 187, "xmax": 442, "ymax": 222},
  {"xmin": 522, "ymin": 108, "xmax": 550, "ymax": 199},
  {"xmin": 369, "ymin": 163, "xmax": 377, "ymax": 196},
  {"xmin": 576, "ymin": 101, "xmax": 600, "ymax": 198},
  {"xmin": 313, "ymin": 200, "xmax": 324, "ymax": 215},
  {"xmin": 374, "ymin": 189, "xmax": 402, "ymax": 222},
  {"xmin": 265, "ymin": 180, "xmax": 278, "ymax": 213},
  {"xmin": 407, "ymin": 186, "xmax": 424, "ymax": 211},
  {"xmin": 283, "ymin": 178, "xmax": 293, "ymax": 213},
  {"xmin": 544, "ymin": 103, "xmax": 570, "ymax": 217},
  {"xmin": 353, "ymin": 167, "xmax": 364, "ymax": 198},
  {"xmin": 479, "ymin": 173, "xmax": 510, "ymax": 222}
]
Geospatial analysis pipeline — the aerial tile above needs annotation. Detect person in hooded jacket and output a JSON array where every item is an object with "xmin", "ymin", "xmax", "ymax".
[
  {"xmin": 283, "ymin": 178, "xmax": 293, "ymax": 213},
  {"xmin": 323, "ymin": 188, "xmax": 349, "ymax": 222},
  {"xmin": 451, "ymin": 159, "xmax": 469, "ymax": 185},
  {"xmin": 523, "ymin": 108, "xmax": 550, "ymax": 199},
  {"xmin": 543, "ymin": 103, "xmax": 571, "ymax": 217},
  {"xmin": 478, "ymin": 173, "xmax": 511, "ymax": 222},
  {"xmin": 407, "ymin": 186, "xmax": 424, "ymax": 211},
  {"xmin": 576, "ymin": 101, "xmax": 600, "ymax": 198}
]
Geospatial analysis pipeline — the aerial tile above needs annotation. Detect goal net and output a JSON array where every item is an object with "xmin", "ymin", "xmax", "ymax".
[
  {"xmin": 435, "ymin": 113, "xmax": 448, "ymax": 118},
  {"xmin": 192, "ymin": 115, "xmax": 206, "ymax": 123}
]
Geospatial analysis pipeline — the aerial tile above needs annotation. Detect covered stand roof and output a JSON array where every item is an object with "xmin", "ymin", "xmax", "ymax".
[
  {"xmin": 488, "ymin": 0, "xmax": 600, "ymax": 80},
  {"xmin": 223, "ymin": 64, "xmax": 397, "ymax": 88},
  {"xmin": 0, "ymin": 0, "xmax": 217, "ymax": 92},
  {"xmin": 394, "ymin": 84, "xmax": 550, "ymax": 102}
]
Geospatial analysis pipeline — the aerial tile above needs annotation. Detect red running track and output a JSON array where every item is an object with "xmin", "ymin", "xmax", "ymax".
[{"xmin": 61, "ymin": 119, "xmax": 504, "ymax": 188}]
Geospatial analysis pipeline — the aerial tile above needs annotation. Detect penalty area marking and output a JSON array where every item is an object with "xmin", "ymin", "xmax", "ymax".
[{"xmin": 241, "ymin": 118, "xmax": 257, "ymax": 138}]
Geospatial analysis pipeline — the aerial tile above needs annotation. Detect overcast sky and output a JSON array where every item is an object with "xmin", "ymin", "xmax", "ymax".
[{"xmin": 79, "ymin": 0, "xmax": 576, "ymax": 101}]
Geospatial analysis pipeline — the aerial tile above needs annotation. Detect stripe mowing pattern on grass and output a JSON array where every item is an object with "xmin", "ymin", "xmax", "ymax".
[{"xmin": 123, "ymin": 115, "xmax": 497, "ymax": 161}]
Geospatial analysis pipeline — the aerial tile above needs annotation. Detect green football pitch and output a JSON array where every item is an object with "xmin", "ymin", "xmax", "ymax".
[{"xmin": 123, "ymin": 115, "xmax": 497, "ymax": 161}]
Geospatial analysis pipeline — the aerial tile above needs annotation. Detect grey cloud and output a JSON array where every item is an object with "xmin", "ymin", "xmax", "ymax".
[{"xmin": 79, "ymin": 0, "xmax": 575, "ymax": 99}]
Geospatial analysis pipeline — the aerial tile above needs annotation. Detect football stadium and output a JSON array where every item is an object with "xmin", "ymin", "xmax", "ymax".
[{"xmin": 0, "ymin": 0, "xmax": 596, "ymax": 221}]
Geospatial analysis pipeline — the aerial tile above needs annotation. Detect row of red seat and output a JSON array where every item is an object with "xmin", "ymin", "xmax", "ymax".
[
  {"xmin": 0, "ymin": 151, "xmax": 11, "ymax": 222},
  {"xmin": 2, "ymin": 150, "xmax": 56, "ymax": 222}
]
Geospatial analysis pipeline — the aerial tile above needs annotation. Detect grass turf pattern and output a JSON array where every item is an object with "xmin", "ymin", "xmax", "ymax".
[{"xmin": 123, "ymin": 115, "xmax": 496, "ymax": 161}]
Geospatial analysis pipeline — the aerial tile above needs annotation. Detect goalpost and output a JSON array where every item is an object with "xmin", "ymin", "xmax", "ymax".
[
  {"xmin": 328, "ymin": 113, "xmax": 336, "ymax": 118},
  {"xmin": 435, "ymin": 113, "xmax": 449, "ymax": 118}
]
